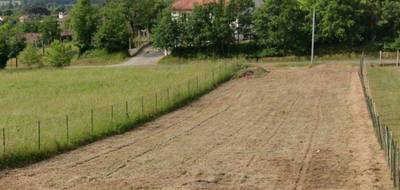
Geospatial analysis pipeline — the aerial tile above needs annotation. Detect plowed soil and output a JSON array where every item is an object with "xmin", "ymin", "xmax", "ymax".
[{"xmin": 0, "ymin": 64, "xmax": 393, "ymax": 189}]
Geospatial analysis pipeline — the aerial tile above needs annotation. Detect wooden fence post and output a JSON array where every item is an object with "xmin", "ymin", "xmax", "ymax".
[
  {"xmin": 37, "ymin": 121, "xmax": 41, "ymax": 151},
  {"xmin": 397, "ymin": 50, "xmax": 399, "ymax": 67},
  {"xmin": 155, "ymin": 92, "xmax": 158, "ymax": 112},
  {"xmin": 380, "ymin": 50, "xmax": 383, "ymax": 65},
  {"xmin": 111, "ymin": 105, "xmax": 114, "ymax": 124},
  {"xmin": 187, "ymin": 80, "xmax": 190, "ymax": 96},
  {"xmin": 141, "ymin": 96, "xmax": 144, "ymax": 117},
  {"xmin": 91, "ymin": 109, "xmax": 94, "ymax": 134},
  {"xmin": 167, "ymin": 88, "xmax": 170, "ymax": 106},
  {"xmin": 196, "ymin": 76, "xmax": 199, "ymax": 91},
  {"xmin": 126, "ymin": 101, "xmax": 129, "ymax": 119},
  {"xmin": 66, "ymin": 115, "xmax": 69, "ymax": 143},
  {"xmin": 2, "ymin": 128, "xmax": 5, "ymax": 155}
]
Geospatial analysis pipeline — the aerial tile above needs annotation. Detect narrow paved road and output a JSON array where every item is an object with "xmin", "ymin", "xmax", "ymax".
[
  {"xmin": 70, "ymin": 46, "xmax": 164, "ymax": 69},
  {"xmin": 0, "ymin": 64, "xmax": 392, "ymax": 189}
]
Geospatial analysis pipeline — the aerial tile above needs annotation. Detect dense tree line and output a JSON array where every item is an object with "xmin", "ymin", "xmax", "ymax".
[
  {"xmin": 154, "ymin": 0, "xmax": 400, "ymax": 56},
  {"xmin": 3, "ymin": 0, "xmax": 400, "ymax": 68}
]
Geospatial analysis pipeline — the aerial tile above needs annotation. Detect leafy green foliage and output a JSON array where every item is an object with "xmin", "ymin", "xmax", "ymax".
[
  {"xmin": 254, "ymin": 0, "xmax": 307, "ymax": 55},
  {"xmin": 0, "ymin": 22, "xmax": 25, "ymax": 69},
  {"xmin": 18, "ymin": 44, "xmax": 42, "ymax": 67},
  {"xmin": 69, "ymin": 0, "xmax": 97, "ymax": 53},
  {"xmin": 40, "ymin": 16, "xmax": 61, "ymax": 45},
  {"xmin": 93, "ymin": 1, "xmax": 129, "ymax": 52},
  {"xmin": 152, "ymin": 9, "xmax": 179, "ymax": 52},
  {"xmin": 44, "ymin": 40, "xmax": 74, "ymax": 67},
  {"xmin": 121, "ymin": 0, "xmax": 166, "ymax": 34},
  {"xmin": 153, "ymin": 2, "xmax": 234, "ymax": 54},
  {"xmin": 226, "ymin": 0, "xmax": 255, "ymax": 40}
]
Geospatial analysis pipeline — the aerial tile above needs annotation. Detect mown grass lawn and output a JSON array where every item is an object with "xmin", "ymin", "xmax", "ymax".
[
  {"xmin": 0, "ymin": 61, "xmax": 239, "ymax": 167},
  {"xmin": 368, "ymin": 67, "xmax": 400, "ymax": 138}
]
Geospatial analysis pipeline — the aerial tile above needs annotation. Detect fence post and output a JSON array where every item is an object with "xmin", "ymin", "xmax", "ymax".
[
  {"xmin": 37, "ymin": 121, "xmax": 41, "ymax": 151},
  {"xmin": 212, "ymin": 70, "xmax": 215, "ymax": 84},
  {"xmin": 66, "ymin": 115, "xmax": 69, "ymax": 143},
  {"xmin": 141, "ymin": 96, "xmax": 144, "ymax": 117},
  {"xmin": 187, "ymin": 80, "xmax": 190, "ymax": 96},
  {"xmin": 397, "ymin": 50, "xmax": 399, "ymax": 67},
  {"xmin": 380, "ymin": 50, "xmax": 383, "ymax": 65},
  {"xmin": 2, "ymin": 128, "xmax": 5, "ymax": 155},
  {"xmin": 111, "ymin": 105, "xmax": 114, "ymax": 124},
  {"xmin": 196, "ymin": 76, "xmax": 199, "ymax": 92},
  {"xmin": 167, "ymin": 88, "xmax": 170, "ymax": 106},
  {"xmin": 155, "ymin": 92, "xmax": 158, "ymax": 112},
  {"xmin": 91, "ymin": 109, "xmax": 94, "ymax": 134},
  {"xmin": 125, "ymin": 101, "xmax": 129, "ymax": 119}
]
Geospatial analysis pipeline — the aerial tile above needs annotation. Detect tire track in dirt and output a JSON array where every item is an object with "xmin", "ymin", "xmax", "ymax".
[
  {"xmin": 175, "ymin": 70, "xmax": 307, "ymax": 172},
  {"xmin": 102, "ymin": 104, "xmax": 234, "ymax": 177},
  {"xmin": 0, "ymin": 64, "xmax": 393, "ymax": 190},
  {"xmin": 67, "ymin": 81, "xmax": 242, "ymax": 168},
  {"xmin": 292, "ymin": 72, "xmax": 324, "ymax": 190}
]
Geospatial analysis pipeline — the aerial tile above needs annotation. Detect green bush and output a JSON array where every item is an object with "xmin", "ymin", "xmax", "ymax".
[
  {"xmin": 18, "ymin": 45, "xmax": 42, "ymax": 68},
  {"xmin": 44, "ymin": 41, "xmax": 75, "ymax": 67}
]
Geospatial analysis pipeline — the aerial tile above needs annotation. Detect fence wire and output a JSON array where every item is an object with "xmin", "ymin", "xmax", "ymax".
[
  {"xmin": 0, "ymin": 62, "xmax": 240, "ymax": 165},
  {"xmin": 359, "ymin": 56, "xmax": 399, "ymax": 189}
]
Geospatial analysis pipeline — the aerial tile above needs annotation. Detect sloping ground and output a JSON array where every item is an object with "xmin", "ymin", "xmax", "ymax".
[
  {"xmin": 70, "ymin": 46, "xmax": 164, "ymax": 69},
  {"xmin": 0, "ymin": 64, "xmax": 392, "ymax": 189}
]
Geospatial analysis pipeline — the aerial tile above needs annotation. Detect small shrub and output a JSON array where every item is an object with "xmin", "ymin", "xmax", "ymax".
[
  {"xmin": 44, "ymin": 40, "xmax": 75, "ymax": 67},
  {"xmin": 18, "ymin": 45, "xmax": 42, "ymax": 68}
]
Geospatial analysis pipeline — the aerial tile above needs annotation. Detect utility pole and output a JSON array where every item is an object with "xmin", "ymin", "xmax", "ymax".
[{"xmin": 311, "ymin": 6, "xmax": 316, "ymax": 65}]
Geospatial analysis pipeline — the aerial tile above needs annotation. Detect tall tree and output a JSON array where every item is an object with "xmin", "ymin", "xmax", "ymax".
[
  {"xmin": 226, "ymin": 0, "xmax": 255, "ymax": 41},
  {"xmin": 121, "ymin": 0, "xmax": 166, "ymax": 37},
  {"xmin": 0, "ymin": 22, "xmax": 25, "ymax": 69},
  {"xmin": 185, "ymin": 2, "xmax": 233, "ymax": 50},
  {"xmin": 93, "ymin": 1, "xmax": 130, "ymax": 52},
  {"xmin": 254, "ymin": 0, "xmax": 307, "ymax": 55},
  {"xmin": 152, "ymin": 8, "xmax": 179, "ymax": 53},
  {"xmin": 313, "ymin": 0, "xmax": 364, "ymax": 44},
  {"xmin": 69, "ymin": 0, "xmax": 97, "ymax": 53},
  {"xmin": 40, "ymin": 16, "xmax": 61, "ymax": 45}
]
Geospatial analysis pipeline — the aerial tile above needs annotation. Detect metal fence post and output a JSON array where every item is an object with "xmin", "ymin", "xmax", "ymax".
[{"xmin": 37, "ymin": 121, "xmax": 41, "ymax": 151}]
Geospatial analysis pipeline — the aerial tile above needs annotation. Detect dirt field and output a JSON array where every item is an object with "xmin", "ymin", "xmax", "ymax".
[{"xmin": 0, "ymin": 64, "xmax": 393, "ymax": 189}]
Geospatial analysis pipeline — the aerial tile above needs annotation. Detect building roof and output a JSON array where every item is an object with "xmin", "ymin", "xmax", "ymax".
[
  {"xmin": 172, "ymin": 0, "xmax": 228, "ymax": 11},
  {"xmin": 172, "ymin": 0, "xmax": 263, "ymax": 12},
  {"xmin": 24, "ymin": 33, "xmax": 42, "ymax": 43}
]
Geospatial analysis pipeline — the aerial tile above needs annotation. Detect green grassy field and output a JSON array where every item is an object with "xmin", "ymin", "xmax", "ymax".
[
  {"xmin": 0, "ymin": 61, "xmax": 240, "ymax": 167},
  {"xmin": 368, "ymin": 67, "xmax": 400, "ymax": 138}
]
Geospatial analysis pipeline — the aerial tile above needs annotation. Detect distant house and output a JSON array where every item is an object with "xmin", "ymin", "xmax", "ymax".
[
  {"xmin": 24, "ymin": 33, "xmax": 42, "ymax": 44},
  {"xmin": 172, "ymin": 0, "xmax": 263, "ymax": 16},
  {"xmin": 172, "ymin": 0, "xmax": 227, "ymax": 17}
]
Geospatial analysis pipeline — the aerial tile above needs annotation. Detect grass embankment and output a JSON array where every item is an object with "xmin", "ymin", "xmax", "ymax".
[
  {"xmin": 6, "ymin": 49, "xmax": 128, "ymax": 69},
  {"xmin": 0, "ymin": 61, "xmax": 241, "ymax": 168},
  {"xmin": 71, "ymin": 49, "xmax": 129, "ymax": 66},
  {"xmin": 368, "ymin": 67, "xmax": 400, "ymax": 139}
]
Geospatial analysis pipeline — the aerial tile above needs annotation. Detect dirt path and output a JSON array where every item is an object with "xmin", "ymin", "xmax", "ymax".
[{"xmin": 0, "ymin": 64, "xmax": 392, "ymax": 189}]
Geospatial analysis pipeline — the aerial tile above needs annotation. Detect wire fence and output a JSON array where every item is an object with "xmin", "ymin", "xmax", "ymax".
[
  {"xmin": 0, "ymin": 62, "xmax": 240, "ymax": 167},
  {"xmin": 359, "ymin": 55, "xmax": 399, "ymax": 189}
]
